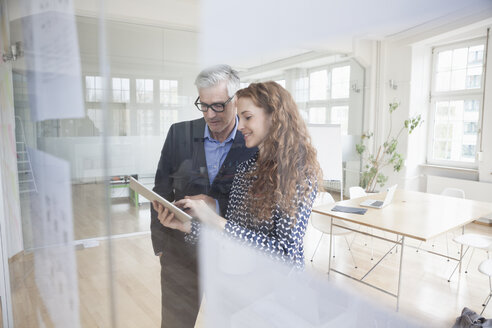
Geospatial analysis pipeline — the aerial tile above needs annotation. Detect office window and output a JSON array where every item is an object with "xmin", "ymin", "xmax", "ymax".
[
  {"xmin": 85, "ymin": 76, "xmax": 103, "ymax": 102},
  {"xmin": 309, "ymin": 70, "xmax": 328, "ymax": 100},
  {"xmin": 160, "ymin": 109, "xmax": 179, "ymax": 137},
  {"xmin": 295, "ymin": 77, "xmax": 309, "ymax": 102},
  {"xmin": 428, "ymin": 39, "xmax": 485, "ymax": 167},
  {"xmin": 87, "ymin": 107, "xmax": 103, "ymax": 135},
  {"xmin": 136, "ymin": 79, "xmax": 154, "ymax": 103},
  {"xmin": 160, "ymin": 80, "xmax": 178, "ymax": 105},
  {"xmin": 112, "ymin": 78, "xmax": 130, "ymax": 103},
  {"xmin": 136, "ymin": 109, "xmax": 155, "ymax": 135},
  {"xmin": 331, "ymin": 66, "xmax": 351, "ymax": 99},
  {"xmin": 112, "ymin": 109, "xmax": 130, "ymax": 136}
]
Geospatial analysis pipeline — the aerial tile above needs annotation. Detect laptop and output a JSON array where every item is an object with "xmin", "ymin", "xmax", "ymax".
[{"xmin": 360, "ymin": 184, "xmax": 398, "ymax": 209}]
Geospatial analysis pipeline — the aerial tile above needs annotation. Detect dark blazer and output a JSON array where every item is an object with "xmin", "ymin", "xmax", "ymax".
[{"xmin": 151, "ymin": 117, "xmax": 257, "ymax": 255}]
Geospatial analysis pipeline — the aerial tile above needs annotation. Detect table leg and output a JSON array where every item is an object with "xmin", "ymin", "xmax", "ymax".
[
  {"xmin": 396, "ymin": 236, "xmax": 405, "ymax": 312},
  {"xmin": 328, "ymin": 217, "xmax": 334, "ymax": 275}
]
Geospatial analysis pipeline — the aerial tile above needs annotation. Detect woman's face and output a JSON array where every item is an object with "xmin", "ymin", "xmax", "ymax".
[{"xmin": 237, "ymin": 97, "xmax": 272, "ymax": 149}]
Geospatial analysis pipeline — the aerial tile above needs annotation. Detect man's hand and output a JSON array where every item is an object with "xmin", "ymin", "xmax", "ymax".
[
  {"xmin": 184, "ymin": 194, "xmax": 216, "ymax": 211},
  {"xmin": 152, "ymin": 201, "xmax": 191, "ymax": 233}
]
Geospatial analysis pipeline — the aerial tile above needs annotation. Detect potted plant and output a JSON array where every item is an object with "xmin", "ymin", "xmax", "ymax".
[{"xmin": 355, "ymin": 102, "xmax": 423, "ymax": 193}]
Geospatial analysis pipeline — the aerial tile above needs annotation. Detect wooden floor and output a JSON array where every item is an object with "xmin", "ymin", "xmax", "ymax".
[{"xmin": 9, "ymin": 185, "xmax": 492, "ymax": 327}]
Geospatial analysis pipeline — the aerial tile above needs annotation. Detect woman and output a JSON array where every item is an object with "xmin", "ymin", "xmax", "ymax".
[{"xmin": 153, "ymin": 81, "xmax": 321, "ymax": 268}]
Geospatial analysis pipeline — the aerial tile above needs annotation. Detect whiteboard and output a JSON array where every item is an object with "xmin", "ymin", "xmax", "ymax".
[{"xmin": 307, "ymin": 124, "xmax": 342, "ymax": 181}]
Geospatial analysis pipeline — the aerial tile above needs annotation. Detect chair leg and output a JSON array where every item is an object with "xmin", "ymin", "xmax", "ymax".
[
  {"xmin": 464, "ymin": 248, "xmax": 476, "ymax": 274},
  {"xmin": 343, "ymin": 236, "xmax": 357, "ymax": 269},
  {"xmin": 416, "ymin": 241, "xmax": 423, "ymax": 253},
  {"xmin": 310, "ymin": 233, "xmax": 324, "ymax": 262},
  {"xmin": 332, "ymin": 236, "xmax": 336, "ymax": 258},
  {"xmin": 445, "ymin": 234, "xmax": 450, "ymax": 262},
  {"xmin": 481, "ymin": 274, "xmax": 492, "ymax": 316},
  {"xmin": 448, "ymin": 246, "xmax": 470, "ymax": 282},
  {"xmin": 370, "ymin": 228, "xmax": 374, "ymax": 260}
]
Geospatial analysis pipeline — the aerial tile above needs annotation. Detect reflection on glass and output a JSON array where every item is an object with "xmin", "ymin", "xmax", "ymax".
[
  {"xmin": 160, "ymin": 109, "xmax": 178, "ymax": 137},
  {"xmin": 85, "ymin": 76, "xmax": 103, "ymax": 102},
  {"xmin": 136, "ymin": 109, "xmax": 154, "ymax": 135},
  {"xmin": 112, "ymin": 78, "xmax": 130, "ymax": 103},
  {"xmin": 136, "ymin": 78, "xmax": 154, "ymax": 103},
  {"xmin": 160, "ymin": 80, "xmax": 178, "ymax": 105}
]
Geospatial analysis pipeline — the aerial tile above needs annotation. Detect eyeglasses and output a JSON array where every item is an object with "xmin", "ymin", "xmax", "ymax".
[{"xmin": 194, "ymin": 95, "xmax": 234, "ymax": 113}]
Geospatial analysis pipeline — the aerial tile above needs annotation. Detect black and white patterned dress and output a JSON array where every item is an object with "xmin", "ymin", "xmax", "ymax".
[{"xmin": 186, "ymin": 152, "xmax": 317, "ymax": 269}]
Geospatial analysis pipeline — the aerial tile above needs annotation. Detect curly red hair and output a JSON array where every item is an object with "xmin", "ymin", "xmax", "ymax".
[{"xmin": 236, "ymin": 82, "xmax": 322, "ymax": 222}]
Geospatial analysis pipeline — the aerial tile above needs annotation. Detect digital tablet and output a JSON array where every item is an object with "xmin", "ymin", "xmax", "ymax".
[{"xmin": 129, "ymin": 177, "xmax": 192, "ymax": 223}]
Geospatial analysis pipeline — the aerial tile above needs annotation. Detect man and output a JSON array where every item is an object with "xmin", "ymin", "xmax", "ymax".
[{"xmin": 151, "ymin": 64, "xmax": 257, "ymax": 327}]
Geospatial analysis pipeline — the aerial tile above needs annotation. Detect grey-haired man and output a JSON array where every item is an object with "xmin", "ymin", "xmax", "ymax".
[{"xmin": 151, "ymin": 65, "xmax": 257, "ymax": 327}]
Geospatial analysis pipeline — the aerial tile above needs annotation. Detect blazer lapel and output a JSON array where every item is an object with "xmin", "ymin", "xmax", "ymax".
[{"xmin": 191, "ymin": 118, "xmax": 209, "ymax": 187}]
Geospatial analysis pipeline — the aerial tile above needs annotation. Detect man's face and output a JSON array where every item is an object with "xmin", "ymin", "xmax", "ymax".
[{"xmin": 198, "ymin": 81, "xmax": 237, "ymax": 138}]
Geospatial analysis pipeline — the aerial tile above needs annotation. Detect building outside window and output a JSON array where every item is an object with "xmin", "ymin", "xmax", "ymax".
[{"xmin": 428, "ymin": 39, "xmax": 485, "ymax": 167}]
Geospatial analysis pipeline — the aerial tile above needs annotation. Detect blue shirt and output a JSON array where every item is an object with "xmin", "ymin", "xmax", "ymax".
[{"xmin": 204, "ymin": 116, "xmax": 238, "ymax": 213}]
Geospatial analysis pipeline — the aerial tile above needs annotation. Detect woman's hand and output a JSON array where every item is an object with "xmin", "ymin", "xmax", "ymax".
[
  {"xmin": 174, "ymin": 198, "xmax": 227, "ymax": 230},
  {"xmin": 152, "ymin": 201, "xmax": 191, "ymax": 233}
]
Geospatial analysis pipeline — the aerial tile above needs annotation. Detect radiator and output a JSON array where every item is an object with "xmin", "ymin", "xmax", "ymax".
[{"xmin": 426, "ymin": 175, "xmax": 492, "ymax": 222}]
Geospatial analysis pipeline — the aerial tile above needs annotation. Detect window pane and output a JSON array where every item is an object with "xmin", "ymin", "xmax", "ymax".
[
  {"xmin": 432, "ymin": 99, "xmax": 480, "ymax": 163},
  {"xmin": 435, "ymin": 72, "xmax": 451, "ymax": 91},
  {"xmin": 137, "ymin": 110, "xmax": 154, "ymax": 135},
  {"xmin": 450, "ymin": 69, "xmax": 466, "ymax": 90},
  {"xmin": 112, "ymin": 78, "xmax": 121, "ymax": 89},
  {"xmin": 437, "ymin": 50, "xmax": 452, "ymax": 72},
  {"xmin": 309, "ymin": 70, "xmax": 327, "ymax": 100},
  {"xmin": 468, "ymin": 45, "xmax": 484, "ymax": 66},
  {"xmin": 294, "ymin": 77, "xmax": 308, "ymax": 102},
  {"xmin": 160, "ymin": 110, "xmax": 179, "ymax": 136},
  {"xmin": 331, "ymin": 66, "xmax": 350, "ymax": 99},
  {"xmin": 466, "ymin": 66, "xmax": 482, "ymax": 89},
  {"xmin": 145, "ymin": 79, "xmax": 153, "ymax": 91},
  {"xmin": 85, "ymin": 76, "xmax": 94, "ymax": 89},
  {"xmin": 308, "ymin": 107, "xmax": 326, "ymax": 124},
  {"xmin": 160, "ymin": 79, "xmax": 179, "ymax": 105},
  {"xmin": 452, "ymin": 48, "xmax": 468, "ymax": 70}
]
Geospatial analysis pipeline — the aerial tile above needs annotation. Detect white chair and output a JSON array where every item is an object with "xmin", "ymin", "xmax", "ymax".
[
  {"xmin": 310, "ymin": 191, "xmax": 358, "ymax": 269},
  {"xmin": 349, "ymin": 186, "xmax": 366, "ymax": 199},
  {"xmin": 448, "ymin": 233, "xmax": 492, "ymax": 282}
]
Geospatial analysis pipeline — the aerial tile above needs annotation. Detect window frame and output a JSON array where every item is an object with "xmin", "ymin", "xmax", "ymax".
[{"xmin": 427, "ymin": 37, "xmax": 486, "ymax": 169}]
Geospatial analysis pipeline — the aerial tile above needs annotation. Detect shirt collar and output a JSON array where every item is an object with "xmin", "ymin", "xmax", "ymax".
[{"xmin": 204, "ymin": 116, "xmax": 238, "ymax": 143}]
